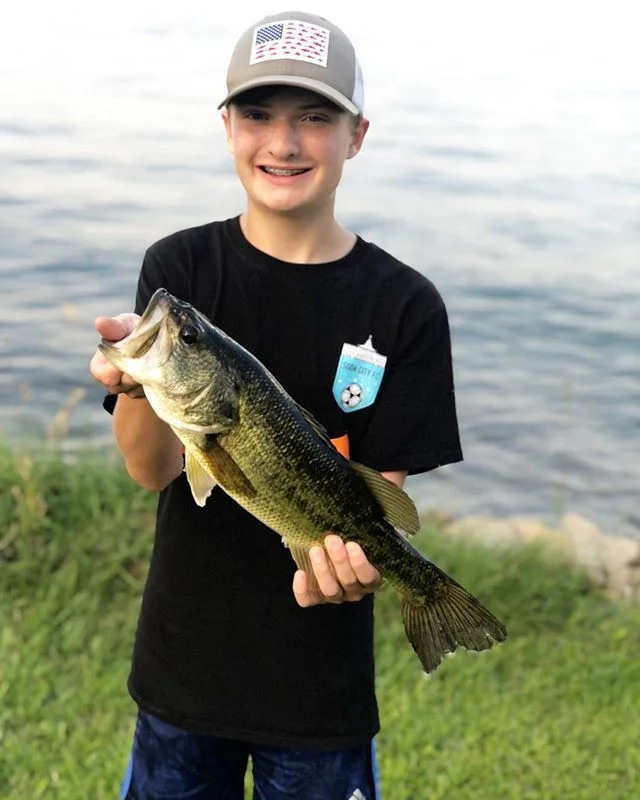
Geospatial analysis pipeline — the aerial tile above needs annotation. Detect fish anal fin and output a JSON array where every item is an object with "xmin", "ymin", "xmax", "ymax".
[
  {"xmin": 184, "ymin": 449, "xmax": 217, "ymax": 507},
  {"xmin": 287, "ymin": 543, "xmax": 322, "ymax": 596},
  {"xmin": 351, "ymin": 462, "xmax": 420, "ymax": 536}
]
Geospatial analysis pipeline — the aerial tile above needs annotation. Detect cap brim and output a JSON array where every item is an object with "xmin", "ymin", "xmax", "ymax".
[{"xmin": 218, "ymin": 75, "xmax": 360, "ymax": 116}]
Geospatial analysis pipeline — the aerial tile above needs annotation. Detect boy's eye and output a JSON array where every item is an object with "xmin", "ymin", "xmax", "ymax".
[
  {"xmin": 237, "ymin": 109, "xmax": 336, "ymax": 124},
  {"xmin": 242, "ymin": 110, "xmax": 269, "ymax": 121}
]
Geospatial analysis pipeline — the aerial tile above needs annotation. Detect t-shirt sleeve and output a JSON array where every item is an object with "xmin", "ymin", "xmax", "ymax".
[{"xmin": 351, "ymin": 287, "xmax": 463, "ymax": 475}]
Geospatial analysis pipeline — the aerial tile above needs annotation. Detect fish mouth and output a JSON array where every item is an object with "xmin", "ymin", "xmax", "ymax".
[{"xmin": 98, "ymin": 288, "xmax": 172, "ymax": 364}]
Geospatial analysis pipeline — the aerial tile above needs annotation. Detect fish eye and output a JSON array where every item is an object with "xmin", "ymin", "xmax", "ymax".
[{"xmin": 179, "ymin": 325, "xmax": 200, "ymax": 345}]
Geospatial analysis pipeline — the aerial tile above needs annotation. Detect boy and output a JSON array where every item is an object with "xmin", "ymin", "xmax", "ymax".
[{"xmin": 90, "ymin": 10, "xmax": 463, "ymax": 799}]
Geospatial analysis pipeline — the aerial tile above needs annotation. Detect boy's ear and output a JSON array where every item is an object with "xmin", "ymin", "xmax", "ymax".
[
  {"xmin": 221, "ymin": 108, "xmax": 234, "ymax": 154},
  {"xmin": 347, "ymin": 117, "xmax": 370, "ymax": 160}
]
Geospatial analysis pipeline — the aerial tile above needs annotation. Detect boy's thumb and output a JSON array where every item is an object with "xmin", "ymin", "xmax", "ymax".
[{"xmin": 94, "ymin": 313, "xmax": 140, "ymax": 341}]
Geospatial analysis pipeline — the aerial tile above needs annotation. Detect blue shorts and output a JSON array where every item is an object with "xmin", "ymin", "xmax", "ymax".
[{"xmin": 120, "ymin": 710, "xmax": 381, "ymax": 799}]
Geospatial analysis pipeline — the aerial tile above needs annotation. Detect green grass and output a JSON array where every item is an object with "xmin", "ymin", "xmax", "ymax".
[{"xmin": 1, "ymin": 439, "xmax": 638, "ymax": 799}]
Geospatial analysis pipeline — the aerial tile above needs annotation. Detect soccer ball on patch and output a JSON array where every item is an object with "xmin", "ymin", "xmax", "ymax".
[{"xmin": 341, "ymin": 383, "xmax": 363, "ymax": 408}]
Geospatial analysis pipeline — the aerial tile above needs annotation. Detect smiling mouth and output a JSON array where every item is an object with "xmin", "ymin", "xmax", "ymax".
[{"xmin": 260, "ymin": 166, "xmax": 311, "ymax": 177}]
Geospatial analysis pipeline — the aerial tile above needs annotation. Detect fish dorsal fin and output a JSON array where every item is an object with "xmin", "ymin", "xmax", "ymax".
[
  {"xmin": 201, "ymin": 437, "xmax": 257, "ymax": 500},
  {"xmin": 270, "ymin": 375, "xmax": 338, "ymax": 454},
  {"xmin": 296, "ymin": 403, "xmax": 333, "ymax": 447},
  {"xmin": 267, "ymin": 370, "xmax": 332, "ymax": 447},
  {"xmin": 184, "ymin": 449, "xmax": 218, "ymax": 507},
  {"xmin": 351, "ymin": 462, "xmax": 420, "ymax": 536}
]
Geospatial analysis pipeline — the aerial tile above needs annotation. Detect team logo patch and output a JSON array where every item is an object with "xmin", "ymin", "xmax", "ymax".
[{"xmin": 333, "ymin": 335, "xmax": 387, "ymax": 413}]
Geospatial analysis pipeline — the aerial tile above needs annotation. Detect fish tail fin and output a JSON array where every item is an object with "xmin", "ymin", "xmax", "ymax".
[{"xmin": 400, "ymin": 583, "xmax": 507, "ymax": 674}]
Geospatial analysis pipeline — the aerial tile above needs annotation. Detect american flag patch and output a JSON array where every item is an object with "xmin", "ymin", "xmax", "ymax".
[{"xmin": 250, "ymin": 20, "xmax": 330, "ymax": 67}]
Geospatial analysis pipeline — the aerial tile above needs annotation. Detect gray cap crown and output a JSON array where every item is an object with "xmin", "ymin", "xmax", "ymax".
[{"xmin": 218, "ymin": 11, "xmax": 364, "ymax": 115}]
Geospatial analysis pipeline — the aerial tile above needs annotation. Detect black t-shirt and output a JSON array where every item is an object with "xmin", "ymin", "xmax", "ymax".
[{"xmin": 112, "ymin": 216, "xmax": 462, "ymax": 748}]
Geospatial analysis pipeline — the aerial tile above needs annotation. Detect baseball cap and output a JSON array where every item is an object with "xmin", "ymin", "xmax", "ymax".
[{"xmin": 218, "ymin": 11, "xmax": 364, "ymax": 116}]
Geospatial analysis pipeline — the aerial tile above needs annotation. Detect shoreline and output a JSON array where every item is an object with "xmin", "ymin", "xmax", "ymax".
[{"xmin": 424, "ymin": 510, "xmax": 640, "ymax": 602}]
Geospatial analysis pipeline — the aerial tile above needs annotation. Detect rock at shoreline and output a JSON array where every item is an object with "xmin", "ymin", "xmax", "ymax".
[{"xmin": 437, "ymin": 512, "xmax": 640, "ymax": 602}]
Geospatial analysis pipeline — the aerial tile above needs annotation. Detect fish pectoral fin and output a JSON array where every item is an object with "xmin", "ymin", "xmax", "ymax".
[
  {"xmin": 202, "ymin": 439, "xmax": 257, "ymax": 499},
  {"xmin": 287, "ymin": 543, "xmax": 322, "ymax": 596},
  {"xmin": 351, "ymin": 462, "xmax": 420, "ymax": 536},
  {"xmin": 184, "ymin": 450, "xmax": 218, "ymax": 507}
]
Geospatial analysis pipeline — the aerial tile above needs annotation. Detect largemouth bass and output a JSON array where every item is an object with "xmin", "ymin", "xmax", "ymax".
[{"xmin": 99, "ymin": 288, "xmax": 507, "ymax": 673}]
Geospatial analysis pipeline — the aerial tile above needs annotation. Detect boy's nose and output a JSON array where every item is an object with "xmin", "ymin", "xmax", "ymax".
[{"xmin": 267, "ymin": 119, "xmax": 300, "ymax": 160}]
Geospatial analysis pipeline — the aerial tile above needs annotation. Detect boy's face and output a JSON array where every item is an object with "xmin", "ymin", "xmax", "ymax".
[{"xmin": 222, "ymin": 88, "xmax": 369, "ymax": 217}]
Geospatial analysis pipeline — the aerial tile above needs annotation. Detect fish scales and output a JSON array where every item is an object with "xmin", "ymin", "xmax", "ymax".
[
  {"xmin": 218, "ymin": 377, "xmax": 441, "ymax": 595},
  {"xmin": 227, "ymin": 382, "xmax": 396, "ymax": 540}
]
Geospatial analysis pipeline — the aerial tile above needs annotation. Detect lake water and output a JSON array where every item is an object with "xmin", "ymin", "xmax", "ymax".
[{"xmin": 1, "ymin": 1, "xmax": 638, "ymax": 537}]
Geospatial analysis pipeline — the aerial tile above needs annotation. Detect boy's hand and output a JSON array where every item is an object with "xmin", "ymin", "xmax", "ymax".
[
  {"xmin": 293, "ymin": 534, "xmax": 382, "ymax": 607},
  {"xmin": 89, "ymin": 313, "xmax": 143, "ymax": 396}
]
